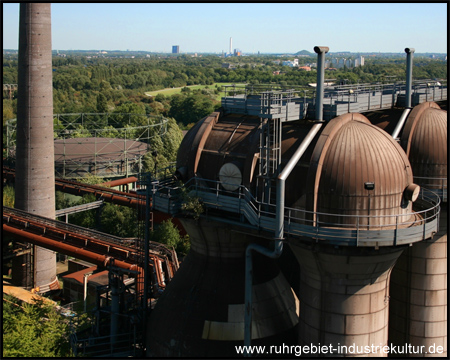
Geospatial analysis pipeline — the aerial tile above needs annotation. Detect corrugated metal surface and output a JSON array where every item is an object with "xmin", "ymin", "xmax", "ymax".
[
  {"xmin": 177, "ymin": 113, "xmax": 261, "ymax": 187},
  {"xmin": 401, "ymin": 102, "xmax": 447, "ymax": 191},
  {"xmin": 306, "ymin": 113, "xmax": 415, "ymax": 228}
]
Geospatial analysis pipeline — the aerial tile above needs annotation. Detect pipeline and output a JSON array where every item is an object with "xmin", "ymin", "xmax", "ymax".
[
  {"xmin": 3, "ymin": 223, "xmax": 139, "ymax": 271},
  {"xmin": 4, "ymin": 223, "xmax": 145, "ymax": 298},
  {"xmin": 100, "ymin": 176, "xmax": 138, "ymax": 188},
  {"xmin": 391, "ymin": 107, "xmax": 411, "ymax": 140}
]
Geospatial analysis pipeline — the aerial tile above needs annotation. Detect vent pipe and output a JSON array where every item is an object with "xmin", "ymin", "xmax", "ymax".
[
  {"xmin": 405, "ymin": 47, "xmax": 415, "ymax": 108},
  {"xmin": 314, "ymin": 46, "xmax": 329, "ymax": 121}
]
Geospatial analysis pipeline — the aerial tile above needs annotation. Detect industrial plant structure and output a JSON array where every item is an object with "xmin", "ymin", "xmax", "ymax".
[
  {"xmin": 4, "ymin": 3, "xmax": 447, "ymax": 358},
  {"xmin": 5, "ymin": 113, "xmax": 169, "ymax": 180},
  {"xmin": 147, "ymin": 47, "xmax": 446, "ymax": 357}
]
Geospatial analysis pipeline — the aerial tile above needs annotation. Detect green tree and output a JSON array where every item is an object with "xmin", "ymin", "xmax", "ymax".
[
  {"xmin": 3, "ymin": 185, "xmax": 15, "ymax": 207},
  {"xmin": 3, "ymin": 295, "xmax": 72, "ymax": 357},
  {"xmin": 99, "ymin": 203, "xmax": 139, "ymax": 238},
  {"xmin": 150, "ymin": 219, "xmax": 190, "ymax": 256},
  {"xmin": 96, "ymin": 93, "xmax": 109, "ymax": 113}
]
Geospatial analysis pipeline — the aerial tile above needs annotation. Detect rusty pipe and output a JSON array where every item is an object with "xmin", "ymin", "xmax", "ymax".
[{"xmin": 3, "ymin": 223, "xmax": 140, "ymax": 272}]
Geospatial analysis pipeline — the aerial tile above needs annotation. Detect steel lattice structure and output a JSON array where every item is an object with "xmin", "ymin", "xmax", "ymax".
[{"xmin": 5, "ymin": 113, "xmax": 169, "ymax": 179}]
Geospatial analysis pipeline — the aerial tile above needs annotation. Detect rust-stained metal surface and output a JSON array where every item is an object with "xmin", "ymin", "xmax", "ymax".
[
  {"xmin": 100, "ymin": 176, "xmax": 138, "ymax": 188},
  {"xmin": 3, "ymin": 165, "xmax": 186, "ymax": 234},
  {"xmin": 177, "ymin": 112, "xmax": 262, "ymax": 186},
  {"xmin": 176, "ymin": 112, "xmax": 318, "ymax": 206},
  {"xmin": 3, "ymin": 206, "xmax": 180, "ymax": 297},
  {"xmin": 400, "ymin": 102, "xmax": 447, "ymax": 195},
  {"xmin": 306, "ymin": 112, "xmax": 417, "ymax": 227}
]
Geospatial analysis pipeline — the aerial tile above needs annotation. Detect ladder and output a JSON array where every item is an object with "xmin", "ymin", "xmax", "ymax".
[{"xmin": 257, "ymin": 91, "xmax": 283, "ymax": 205}]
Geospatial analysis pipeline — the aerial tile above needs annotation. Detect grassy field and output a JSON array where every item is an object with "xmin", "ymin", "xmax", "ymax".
[{"xmin": 144, "ymin": 83, "xmax": 245, "ymax": 100}]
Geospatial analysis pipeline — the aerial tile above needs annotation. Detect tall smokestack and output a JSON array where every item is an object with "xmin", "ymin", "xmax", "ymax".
[
  {"xmin": 15, "ymin": 3, "xmax": 57, "ymax": 291},
  {"xmin": 405, "ymin": 47, "xmax": 415, "ymax": 108},
  {"xmin": 230, "ymin": 37, "xmax": 232, "ymax": 55}
]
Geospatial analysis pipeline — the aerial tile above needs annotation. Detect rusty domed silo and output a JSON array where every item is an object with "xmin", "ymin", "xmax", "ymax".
[
  {"xmin": 288, "ymin": 112, "xmax": 439, "ymax": 356},
  {"xmin": 146, "ymin": 112, "xmax": 301, "ymax": 357},
  {"xmin": 389, "ymin": 101, "xmax": 447, "ymax": 357}
]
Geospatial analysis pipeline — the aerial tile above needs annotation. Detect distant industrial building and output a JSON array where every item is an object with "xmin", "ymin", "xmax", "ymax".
[{"xmin": 172, "ymin": 45, "xmax": 179, "ymax": 54}]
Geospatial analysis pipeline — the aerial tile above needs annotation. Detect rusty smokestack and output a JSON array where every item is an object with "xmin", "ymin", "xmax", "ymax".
[
  {"xmin": 314, "ymin": 46, "xmax": 329, "ymax": 121},
  {"xmin": 405, "ymin": 47, "xmax": 415, "ymax": 108},
  {"xmin": 15, "ymin": 3, "xmax": 57, "ymax": 291}
]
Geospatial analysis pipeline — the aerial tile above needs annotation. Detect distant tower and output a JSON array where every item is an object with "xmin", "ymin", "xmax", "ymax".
[
  {"xmin": 230, "ymin": 37, "xmax": 232, "ymax": 55},
  {"xmin": 172, "ymin": 45, "xmax": 179, "ymax": 54},
  {"xmin": 14, "ymin": 3, "xmax": 57, "ymax": 292}
]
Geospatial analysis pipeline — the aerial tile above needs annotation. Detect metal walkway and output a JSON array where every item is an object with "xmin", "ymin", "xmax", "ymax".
[
  {"xmin": 150, "ymin": 177, "xmax": 441, "ymax": 247},
  {"xmin": 222, "ymin": 80, "xmax": 447, "ymax": 121}
]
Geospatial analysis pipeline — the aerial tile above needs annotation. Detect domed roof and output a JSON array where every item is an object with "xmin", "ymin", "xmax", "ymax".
[
  {"xmin": 306, "ymin": 113, "xmax": 415, "ymax": 227},
  {"xmin": 400, "ymin": 102, "xmax": 447, "ymax": 183}
]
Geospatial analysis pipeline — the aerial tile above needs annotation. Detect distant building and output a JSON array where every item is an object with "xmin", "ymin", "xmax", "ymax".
[
  {"xmin": 298, "ymin": 66, "xmax": 311, "ymax": 71},
  {"xmin": 282, "ymin": 59, "xmax": 299, "ymax": 67},
  {"xmin": 172, "ymin": 45, "xmax": 179, "ymax": 54},
  {"xmin": 222, "ymin": 63, "xmax": 234, "ymax": 69},
  {"xmin": 354, "ymin": 55, "xmax": 365, "ymax": 67}
]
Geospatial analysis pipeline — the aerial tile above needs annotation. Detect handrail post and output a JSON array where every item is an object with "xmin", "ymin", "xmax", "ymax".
[{"xmin": 356, "ymin": 216, "xmax": 359, "ymax": 247}]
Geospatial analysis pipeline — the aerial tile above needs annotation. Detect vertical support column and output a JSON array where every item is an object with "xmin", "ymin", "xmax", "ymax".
[
  {"xmin": 389, "ymin": 206, "xmax": 447, "ymax": 357},
  {"xmin": 291, "ymin": 243, "xmax": 405, "ymax": 357},
  {"xmin": 15, "ymin": 3, "xmax": 56, "ymax": 290}
]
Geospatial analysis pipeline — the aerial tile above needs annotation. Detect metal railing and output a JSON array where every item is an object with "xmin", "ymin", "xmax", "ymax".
[
  {"xmin": 70, "ymin": 331, "xmax": 140, "ymax": 357},
  {"xmin": 413, "ymin": 175, "xmax": 447, "ymax": 203},
  {"xmin": 221, "ymin": 81, "xmax": 447, "ymax": 121},
  {"xmin": 151, "ymin": 176, "xmax": 440, "ymax": 247}
]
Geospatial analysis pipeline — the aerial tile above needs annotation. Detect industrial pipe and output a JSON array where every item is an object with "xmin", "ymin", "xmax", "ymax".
[
  {"xmin": 314, "ymin": 46, "xmax": 329, "ymax": 121},
  {"xmin": 391, "ymin": 107, "xmax": 411, "ymax": 140},
  {"xmin": 100, "ymin": 177, "xmax": 138, "ymax": 188},
  {"xmin": 244, "ymin": 46, "xmax": 328, "ymax": 353},
  {"xmin": 3, "ymin": 223, "xmax": 139, "ymax": 272},
  {"xmin": 405, "ymin": 47, "xmax": 415, "ymax": 108},
  {"xmin": 243, "ymin": 123, "xmax": 323, "ymax": 353}
]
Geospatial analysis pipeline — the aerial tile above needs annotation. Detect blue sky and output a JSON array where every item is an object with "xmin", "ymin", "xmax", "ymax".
[{"xmin": 2, "ymin": 3, "xmax": 447, "ymax": 54}]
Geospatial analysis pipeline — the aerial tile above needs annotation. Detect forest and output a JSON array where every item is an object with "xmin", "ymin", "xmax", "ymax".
[{"xmin": 3, "ymin": 53, "xmax": 447, "ymax": 127}]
